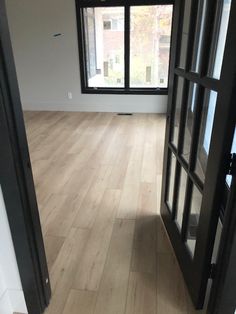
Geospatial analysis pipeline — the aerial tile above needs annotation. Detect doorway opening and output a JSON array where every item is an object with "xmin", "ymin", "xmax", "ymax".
[{"xmin": 1, "ymin": 0, "xmax": 236, "ymax": 313}]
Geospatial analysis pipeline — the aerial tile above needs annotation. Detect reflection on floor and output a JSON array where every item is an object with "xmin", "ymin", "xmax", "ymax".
[{"xmin": 24, "ymin": 111, "xmax": 204, "ymax": 314}]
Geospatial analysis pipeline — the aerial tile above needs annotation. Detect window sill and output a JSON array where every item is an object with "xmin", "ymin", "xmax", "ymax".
[{"xmin": 81, "ymin": 87, "xmax": 168, "ymax": 95}]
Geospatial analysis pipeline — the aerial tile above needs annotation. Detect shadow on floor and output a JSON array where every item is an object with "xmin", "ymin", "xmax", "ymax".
[{"xmin": 132, "ymin": 214, "xmax": 204, "ymax": 313}]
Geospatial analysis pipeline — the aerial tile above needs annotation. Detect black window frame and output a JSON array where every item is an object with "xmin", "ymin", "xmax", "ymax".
[{"xmin": 75, "ymin": 0, "xmax": 174, "ymax": 95}]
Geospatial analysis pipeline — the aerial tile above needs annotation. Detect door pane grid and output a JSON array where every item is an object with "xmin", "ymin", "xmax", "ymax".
[
  {"xmin": 161, "ymin": 0, "xmax": 235, "ymax": 307},
  {"xmin": 168, "ymin": 79, "xmax": 218, "ymax": 239},
  {"xmin": 168, "ymin": 142, "xmax": 204, "ymax": 192}
]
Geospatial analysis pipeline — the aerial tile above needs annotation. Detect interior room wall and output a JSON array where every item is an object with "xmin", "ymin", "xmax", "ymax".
[
  {"xmin": 0, "ymin": 187, "xmax": 28, "ymax": 314},
  {"xmin": 6, "ymin": 0, "xmax": 168, "ymax": 113}
]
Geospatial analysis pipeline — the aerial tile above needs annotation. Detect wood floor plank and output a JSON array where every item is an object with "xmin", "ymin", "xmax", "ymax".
[
  {"xmin": 157, "ymin": 253, "xmax": 188, "ymax": 314},
  {"xmin": 141, "ymin": 142, "xmax": 157, "ymax": 183},
  {"xmin": 94, "ymin": 219, "xmax": 135, "ymax": 314},
  {"xmin": 62, "ymin": 167, "xmax": 96, "ymax": 196},
  {"xmin": 116, "ymin": 183, "xmax": 140, "ymax": 219},
  {"xmin": 73, "ymin": 165, "xmax": 113, "ymax": 229},
  {"xmin": 72, "ymin": 183, "xmax": 106, "ymax": 229},
  {"xmin": 131, "ymin": 215, "xmax": 157, "ymax": 275},
  {"xmin": 23, "ymin": 112, "xmax": 194, "ymax": 314},
  {"xmin": 107, "ymin": 145, "xmax": 132, "ymax": 189},
  {"xmin": 35, "ymin": 154, "xmax": 85, "ymax": 203},
  {"xmin": 157, "ymin": 216, "xmax": 173, "ymax": 254},
  {"xmin": 40, "ymin": 194, "xmax": 68, "ymax": 235},
  {"xmin": 62, "ymin": 290, "xmax": 96, "ymax": 314},
  {"xmin": 45, "ymin": 228, "xmax": 89, "ymax": 314},
  {"xmin": 156, "ymin": 175, "xmax": 162, "ymax": 215},
  {"xmin": 138, "ymin": 182, "xmax": 157, "ymax": 216},
  {"xmin": 73, "ymin": 189, "xmax": 121, "ymax": 291},
  {"xmin": 44, "ymin": 235, "xmax": 65, "ymax": 272},
  {"xmin": 125, "ymin": 272, "xmax": 156, "ymax": 314},
  {"xmin": 125, "ymin": 155, "xmax": 143, "ymax": 185},
  {"xmin": 43, "ymin": 193, "xmax": 87, "ymax": 237}
]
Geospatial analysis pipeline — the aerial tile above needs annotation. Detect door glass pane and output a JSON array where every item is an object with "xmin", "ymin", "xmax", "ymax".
[
  {"xmin": 195, "ymin": 90, "xmax": 217, "ymax": 182},
  {"xmin": 178, "ymin": 0, "xmax": 192, "ymax": 69},
  {"xmin": 191, "ymin": 0, "xmax": 207, "ymax": 72},
  {"xmin": 182, "ymin": 83, "xmax": 198, "ymax": 162},
  {"xmin": 209, "ymin": 0, "xmax": 232, "ymax": 79},
  {"xmin": 166, "ymin": 152, "xmax": 177, "ymax": 211},
  {"xmin": 130, "ymin": 5, "xmax": 173, "ymax": 88},
  {"xmin": 226, "ymin": 127, "xmax": 236, "ymax": 186},
  {"xmin": 171, "ymin": 77, "xmax": 184, "ymax": 148},
  {"xmin": 176, "ymin": 167, "xmax": 188, "ymax": 230},
  {"xmin": 186, "ymin": 185, "xmax": 202, "ymax": 257},
  {"xmin": 84, "ymin": 7, "xmax": 125, "ymax": 87}
]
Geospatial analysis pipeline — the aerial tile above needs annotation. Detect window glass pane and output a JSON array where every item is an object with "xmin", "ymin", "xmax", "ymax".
[
  {"xmin": 84, "ymin": 7, "xmax": 124, "ymax": 87},
  {"xmin": 226, "ymin": 127, "xmax": 236, "ymax": 186},
  {"xmin": 176, "ymin": 167, "xmax": 188, "ymax": 230},
  {"xmin": 171, "ymin": 77, "xmax": 184, "ymax": 148},
  {"xmin": 195, "ymin": 90, "xmax": 217, "ymax": 182},
  {"xmin": 191, "ymin": 0, "xmax": 207, "ymax": 72},
  {"xmin": 186, "ymin": 185, "xmax": 202, "ymax": 257},
  {"xmin": 130, "ymin": 5, "xmax": 173, "ymax": 88},
  {"xmin": 166, "ymin": 152, "xmax": 177, "ymax": 211},
  {"xmin": 182, "ymin": 83, "xmax": 198, "ymax": 162},
  {"xmin": 209, "ymin": 0, "xmax": 232, "ymax": 79},
  {"xmin": 178, "ymin": 0, "xmax": 192, "ymax": 69},
  {"xmin": 211, "ymin": 219, "xmax": 223, "ymax": 263}
]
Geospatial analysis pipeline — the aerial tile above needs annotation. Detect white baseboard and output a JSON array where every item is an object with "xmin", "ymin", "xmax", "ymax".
[
  {"xmin": 0, "ymin": 290, "xmax": 27, "ymax": 314},
  {"xmin": 8, "ymin": 290, "xmax": 28, "ymax": 314},
  {"xmin": 22, "ymin": 101, "xmax": 167, "ymax": 113},
  {"xmin": 0, "ymin": 290, "xmax": 12, "ymax": 314}
]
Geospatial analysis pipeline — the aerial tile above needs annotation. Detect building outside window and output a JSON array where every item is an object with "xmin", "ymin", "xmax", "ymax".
[{"xmin": 77, "ymin": 1, "xmax": 173, "ymax": 94}]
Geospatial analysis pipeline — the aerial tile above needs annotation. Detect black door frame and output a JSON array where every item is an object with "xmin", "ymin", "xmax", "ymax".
[
  {"xmin": 161, "ymin": 0, "xmax": 236, "ymax": 309},
  {"xmin": 0, "ymin": 1, "xmax": 51, "ymax": 313}
]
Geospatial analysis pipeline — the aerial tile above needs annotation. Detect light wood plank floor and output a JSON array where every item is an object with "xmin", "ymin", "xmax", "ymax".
[{"xmin": 24, "ymin": 111, "xmax": 202, "ymax": 314}]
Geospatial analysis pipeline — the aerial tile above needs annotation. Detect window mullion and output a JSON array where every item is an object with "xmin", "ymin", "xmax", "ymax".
[{"xmin": 124, "ymin": 5, "xmax": 130, "ymax": 89}]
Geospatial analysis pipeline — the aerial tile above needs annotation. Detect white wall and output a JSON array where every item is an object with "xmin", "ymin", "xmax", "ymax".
[
  {"xmin": 6, "ymin": 0, "xmax": 168, "ymax": 113},
  {"xmin": 0, "ymin": 186, "xmax": 28, "ymax": 314}
]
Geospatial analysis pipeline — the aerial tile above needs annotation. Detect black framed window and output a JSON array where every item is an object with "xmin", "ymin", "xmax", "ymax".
[{"xmin": 76, "ymin": 0, "xmax": 174, "ymax": 94}]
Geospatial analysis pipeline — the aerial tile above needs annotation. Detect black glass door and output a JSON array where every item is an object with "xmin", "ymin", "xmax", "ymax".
[{"xmin": 161, "ymin": 0, "xmax": 236, "ymax": 309}]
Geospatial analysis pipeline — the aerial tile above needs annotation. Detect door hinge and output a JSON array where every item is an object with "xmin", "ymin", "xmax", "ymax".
[
  {"xmin": 227, "ymin": 153, "xmax": 236, "ymax": 175},
  {"xmin": 209, "ymin": 263, "xmax": 217, "ymax": 279}
]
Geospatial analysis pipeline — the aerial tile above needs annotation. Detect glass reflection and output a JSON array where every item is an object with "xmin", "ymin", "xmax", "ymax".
[
  {"xmin": 176, "ymin": 168, "xmax": 188, "ymax": 230},
  {"xmin": 166, "ymin": 152, "xmax": 177, "ymax": 211},
  {"xmin": 182, "ymin": 83, "xmax": 197, "ymax": 162},
  {"xmin": 209, "ymin": 0, "xmax": 232, "ymax": 79},
  {"xmin": 226, "ymin": 127, "xmax": 236, "ymax": 186},
  {"xmin": 172, "ymin": 77, "xmax": 184, "ymax": 148},
  {"xmin": 186, "ymin": 185, "xmax": 202, "ymax": 257},
  {"xmin": 179, "ymin": 0, "xmax": 192, "ymax": 68},
  {"xmin": 191, "ymin": 0, "xmax": 207, "ymax": 72},
  {"xmin": 195, "ymin": 90, "xmax": 217, "ymax": 182}
]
